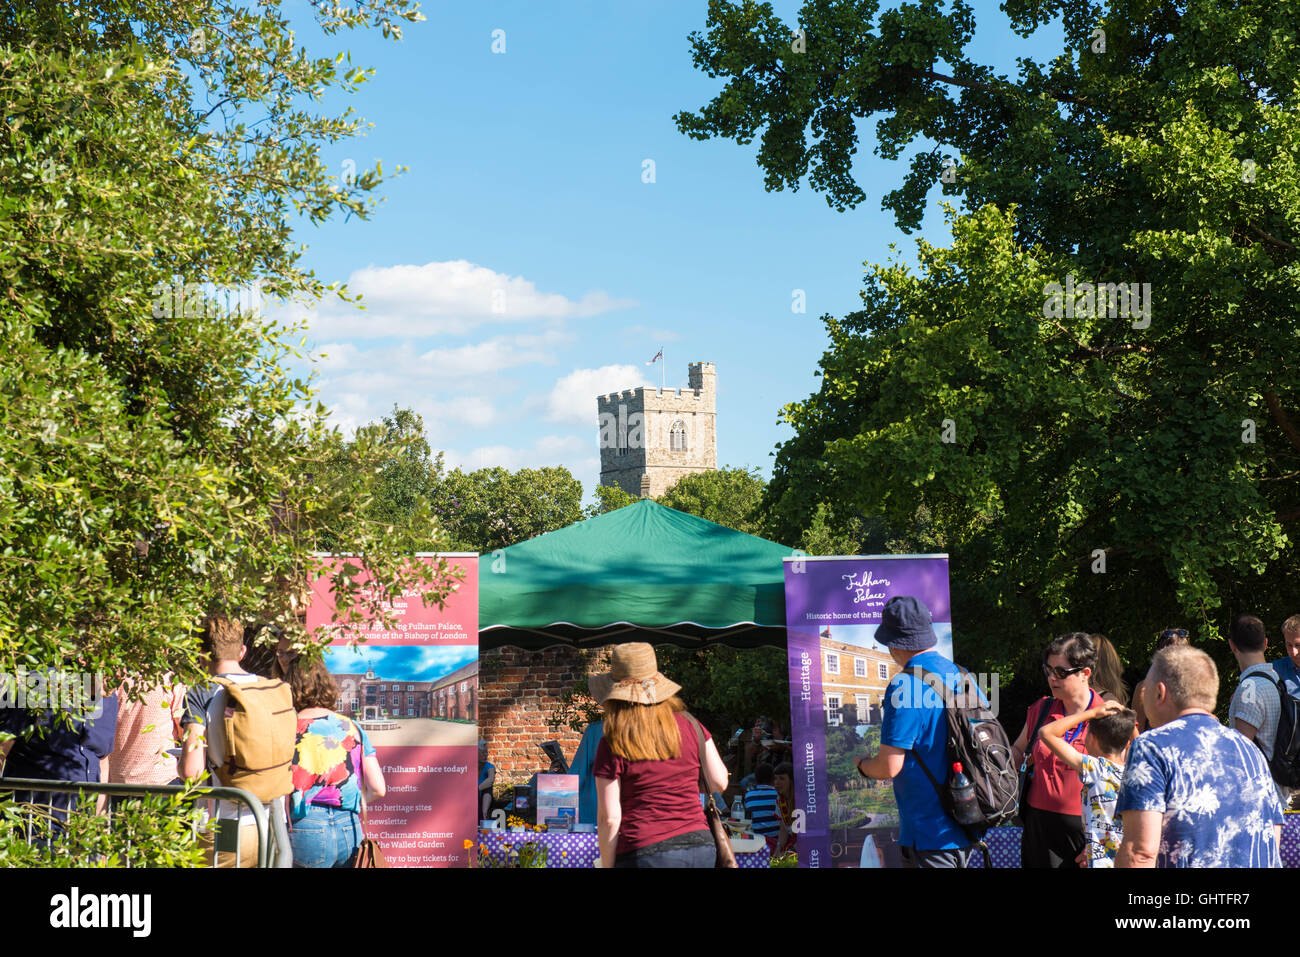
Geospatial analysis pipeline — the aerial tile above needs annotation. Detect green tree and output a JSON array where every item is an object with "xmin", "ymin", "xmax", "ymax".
[
  {"xmin": 0, "ymin": 1, "xmax": 456, "ymax": 692},
  {"xmin": 658, "ymin": 466, "xmax": 768, "ymax": 537},
  {"xmin": 585, "ymin": 482, "xmax": 639, "ymax": 517},
  {"xmin": 655, "ymin": 644, "xmax": 790, "ymax": 744},
  {"xmin": 824, "ymin": 721, "xmax": 866, "ymax": 788},
  {"xmin": 434, "ymin": 466, "xmax": 585, "ymax": 552},
  {"xmin": 316, "ymin": 407, "xmax": 448, "ymax": 554},
  {"xmin": 678, "ymin": 0, "xmax": 1300, "ymax": 675}
]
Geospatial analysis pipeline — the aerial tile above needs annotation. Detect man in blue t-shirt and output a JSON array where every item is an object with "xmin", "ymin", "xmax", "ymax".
[{"xmin": 854, "ymin": 595, "xmax": 973, "ymax": 868}]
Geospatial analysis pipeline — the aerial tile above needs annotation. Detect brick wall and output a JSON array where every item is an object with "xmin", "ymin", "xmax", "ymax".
[{"xmin": 479, "ymin": 645, "xmax": 608, "ymax": 784}]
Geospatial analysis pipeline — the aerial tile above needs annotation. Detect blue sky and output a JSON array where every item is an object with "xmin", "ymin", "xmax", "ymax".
[
  {"xmin": 278, "ymin": 1, "xmax": 1063, "ymax": 500},
  {"xmin": 829, "ymin": 622, "xmax": 955, "ymax": 661},
  {"xmin": 325, "ymin": 642, "xmax": 477, "ymax": 681}
]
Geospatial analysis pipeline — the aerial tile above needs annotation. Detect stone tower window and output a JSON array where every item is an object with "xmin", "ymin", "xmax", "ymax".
[{"xmin": 670, "ymin": 419, "xmax": 688, "ymax": 452}]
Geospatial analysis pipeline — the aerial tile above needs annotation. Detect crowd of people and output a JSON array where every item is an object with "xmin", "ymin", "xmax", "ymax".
[
  {"xmin": 855, "ymin": 598, "xmax": 1300, "ymax": 868},
  {"xmin": 0, "ymin": 614, "xmax": 384, "ymax": 868},
  {"xmin": 5, "ymin": 603, "xmax": 1300, "ymax": 869}
]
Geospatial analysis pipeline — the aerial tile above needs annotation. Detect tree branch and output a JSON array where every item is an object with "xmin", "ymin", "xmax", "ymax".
[
  {"xmin": 1264, "ymin": 390, "xmax": 1300, "ymax": 455},
  {"xmin": 891, "ymin": 66, "xmax": 1094, "ymax": 108},
  {"xmin": 1247, "ymin": 224, "xmax": 1296, "ymax": 251}
]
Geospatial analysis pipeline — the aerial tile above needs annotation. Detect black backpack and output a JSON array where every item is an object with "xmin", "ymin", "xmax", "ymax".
[
  {"xmin": 908, "ymin": 666, "xmax": 1020, "ymax": 838},
  {"xmin": 1243, "ymin": 668, "xmax": 1300, "ymax": 788}
]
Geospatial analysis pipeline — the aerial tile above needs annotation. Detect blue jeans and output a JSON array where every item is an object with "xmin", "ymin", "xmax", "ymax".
[
  {"xmin": 615, "ymin": 830, "xmax": 715, "ymax": 868},
  {"xmin": 290, "ymin": 804, "xmax": 362, "ymax": 868}
]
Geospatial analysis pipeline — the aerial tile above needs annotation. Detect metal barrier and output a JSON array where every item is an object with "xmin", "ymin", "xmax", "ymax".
[{"xmin": 0, "ymin": 778, "xmax": 293, "ymax": 867}]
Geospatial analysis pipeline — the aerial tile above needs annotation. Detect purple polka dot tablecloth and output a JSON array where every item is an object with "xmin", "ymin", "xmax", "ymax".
[
  {"xmin": 969, "ymin": 814, "xmax": 1300, "ymax": 868},
  {"xmin": 1281, "ymin": 813, "xmax": 1300, "ymax": 867},
  {"xmin": 966, "ymin": 826, "xmax": 1022, "ymax": 868},
  {"xmin": 476, "ymin": 830, "xmax": 769, "ymax": 868}
]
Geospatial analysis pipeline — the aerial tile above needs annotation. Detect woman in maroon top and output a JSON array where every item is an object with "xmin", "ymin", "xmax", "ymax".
[
  {"xmin": 592, "ymin": 643, "xmax": 730, "ymax": 868},
  {"xmin": 1011, "ymin": 632, "xmax": 1105, "ymax": 868}
]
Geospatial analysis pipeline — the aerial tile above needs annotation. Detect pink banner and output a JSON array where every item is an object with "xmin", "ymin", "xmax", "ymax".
[{"xmin": 306, "ymin": 554, "xmax": 479, "ymax": 867}]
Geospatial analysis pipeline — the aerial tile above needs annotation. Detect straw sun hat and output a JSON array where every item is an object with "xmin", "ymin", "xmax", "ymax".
[{"xmin": 588, "ymin": 643, "xmax": 681, "ymax": 706}]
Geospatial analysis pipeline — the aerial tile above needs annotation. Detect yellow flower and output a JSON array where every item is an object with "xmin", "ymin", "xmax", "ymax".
[{"xmin": 463, "ymin": 838, "xmax": 473, "ymax": 849}]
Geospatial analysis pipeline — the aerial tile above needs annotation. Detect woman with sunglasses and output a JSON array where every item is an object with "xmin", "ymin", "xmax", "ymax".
[{"xmin": 1010, "ymin": 633, "xmax": 1104, "ymax": 868}]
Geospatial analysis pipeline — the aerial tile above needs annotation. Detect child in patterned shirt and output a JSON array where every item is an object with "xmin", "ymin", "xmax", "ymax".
[{"xmin": 1039, "ymin": 700, "xmax": 1137, "ymax": 868}]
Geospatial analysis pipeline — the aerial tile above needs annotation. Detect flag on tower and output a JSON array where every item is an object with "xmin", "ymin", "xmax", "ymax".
[{"xmin": 646, "ymin": 349, "xmax": 663, "ymax": 365}]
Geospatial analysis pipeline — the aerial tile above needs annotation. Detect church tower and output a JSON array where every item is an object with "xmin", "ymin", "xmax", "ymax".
[{"xmin": 597, "ymin": 362, "xmax": 717, "ymax": 498}]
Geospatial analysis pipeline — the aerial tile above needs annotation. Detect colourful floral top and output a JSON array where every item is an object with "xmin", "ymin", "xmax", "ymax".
[
  {"xmin": 289, "ymin": 712, "xmax": 375, "ymax": 820},
  {"xmin": 1078, "ymin": 754, "xmax": 1124, "ymax": 868}
]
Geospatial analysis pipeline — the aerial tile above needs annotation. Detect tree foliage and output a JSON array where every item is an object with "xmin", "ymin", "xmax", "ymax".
[
  {"xmin": 655, "ymin": 644, "xmax": 791, "ymax": 744},
  {"xmin": 433, "ymin": 466, "xmax": 585, "ymax": 553},
  {"xmin": 315, "ymin": 407, "xmax": 448, "ymax": 555},
  {"xmin": 0, "ymin": 1, "xmax": 457, "ymax": 690},
  {"xmin": 585, "ymin": 482, "xmax": 639, "ymax": 518},
  {"xmin": 679, "ymin": 0, "xmax": 1300, "ymax": 675},
  {"xmin": 658, "ymin": 466, "xmax": 769, "ymax": 537}
]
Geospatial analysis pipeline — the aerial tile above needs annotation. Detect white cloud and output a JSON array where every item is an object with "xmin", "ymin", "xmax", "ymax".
[
  {"xmin": 418, "ymin": 330, "xmax": 571, "ymax": 376},
  {"xmin": 307, "ymin": 330, "xmax": 577, "ymax": 436},
  {"xmin": 444, "ymin": 435, "xmax": 588, "ymax": 473},
  {"xmin": 545, "ymin": 365, "xmax": 650, "ymax": 424},
  {"xmin": 295, "ymin": 260, "xmax": 637, "ymax": 338}
]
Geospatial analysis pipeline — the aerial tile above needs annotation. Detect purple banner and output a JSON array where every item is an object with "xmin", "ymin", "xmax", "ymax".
[{"xmin": 783, "ymin": 555, "xmax": 952, "ymax": 868}]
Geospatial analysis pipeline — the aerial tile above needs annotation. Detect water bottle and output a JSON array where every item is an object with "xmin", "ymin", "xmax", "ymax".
[
  {"xmin": 949, "ymin": 762, "xmax": 982, "ymax": 826},
  {"xmin": 731, "ymin": 795, "xmax": 745, "ymax": 820}
]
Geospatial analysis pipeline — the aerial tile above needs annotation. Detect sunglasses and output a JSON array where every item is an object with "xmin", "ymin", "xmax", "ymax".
[
  {"xmin": 1043, "ymin": 664, "xmax": 1086, "ymax": 680},
  {"xmin": 1158, "ymin": 628, "xmax": 1188, "ymax": 641}
]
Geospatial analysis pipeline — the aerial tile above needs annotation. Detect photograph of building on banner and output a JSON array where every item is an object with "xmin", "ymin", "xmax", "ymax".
[
  {"xmin": 326, "ymin": 644, "xmax": 478, "ymax": 746},
  {"xmin": 819, "ymin": 620, "xmax": 954, "ymax": 869},
  {"xmin": 306, "ymin": 553, "xmax": 479, "ymax": 868}
]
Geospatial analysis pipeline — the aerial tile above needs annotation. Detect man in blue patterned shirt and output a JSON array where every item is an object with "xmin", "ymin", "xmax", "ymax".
[{"xmin": 1115, "ymin": 645, "xmax": 1284, "ymax": 867}]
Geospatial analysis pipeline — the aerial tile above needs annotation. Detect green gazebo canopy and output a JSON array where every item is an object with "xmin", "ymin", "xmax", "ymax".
[{"xmin": 479, "ymin": 500, "xmax": 791, "ymax": 650}]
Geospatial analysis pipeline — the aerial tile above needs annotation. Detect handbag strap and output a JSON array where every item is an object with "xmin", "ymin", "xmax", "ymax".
[
  {"xmin": 684, "ymin": 712, "xmax": 723, "ymax": 816},
  {"xmin": 684, "ymin": 713, "xmax": 709, "ymax": 794},
  {"xmin": 1024, "ymin": 696, "xmax": 1056, "ymax": 768},
  {"xmin": 352, "ymin": 718, "xmax": 368, "ymax": 831}
]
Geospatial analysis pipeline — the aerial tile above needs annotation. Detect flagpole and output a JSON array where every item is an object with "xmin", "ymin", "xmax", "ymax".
[{"xmin": 660, "ymin": 346, "xmax": 665, "ymax": 391}]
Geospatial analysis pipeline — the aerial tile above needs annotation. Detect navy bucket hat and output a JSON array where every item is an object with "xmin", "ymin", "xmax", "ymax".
[{"xmin": 873, "ymin": 595, "xmax": 938, "ymax": 651}]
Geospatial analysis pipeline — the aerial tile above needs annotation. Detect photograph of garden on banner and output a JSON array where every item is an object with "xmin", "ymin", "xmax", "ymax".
[{"xmin": 820, "ymin": 622, "xmax": 955, "ymax": 867}]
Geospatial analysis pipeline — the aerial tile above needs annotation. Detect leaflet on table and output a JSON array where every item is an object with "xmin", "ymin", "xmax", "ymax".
[
  {"xmin": 782, "ymin": 555, "xmax": 953, "ymax": 868},
  {"xmin": 536, "ymin": 774, "xmax": 579, "ymax": 826},
  {"xmin": 306, "ymin": 553, "xmax": 479, "ymax": 868}
]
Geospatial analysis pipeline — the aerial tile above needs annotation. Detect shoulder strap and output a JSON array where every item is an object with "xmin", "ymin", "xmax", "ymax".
[
  {"xmin": 908, "ymin": 665, "xmax": 954, "ymax": 708},
  {"xmin": 683, "ymin": 712, "xmax": 707, "ymax": 791},
  {"xmin": 1031, "ymin": 695, "xmax": 1055, "ymax": 737},
  {"xmin": 349, "ymin": 716, "xmax": 369, "ymax": 827},
  {"xmin": 903, "ymin": 674, "xmax": 990, "ymax": 867}
]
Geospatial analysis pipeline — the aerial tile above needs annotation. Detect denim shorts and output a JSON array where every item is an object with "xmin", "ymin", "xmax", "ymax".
[
  {"xmin": 290, "ymin": 803, "xmax": 362, "ymax": 868},
  {"xmin": 615, "ymin": 829, "xmax": 715, "ymax": 868}
]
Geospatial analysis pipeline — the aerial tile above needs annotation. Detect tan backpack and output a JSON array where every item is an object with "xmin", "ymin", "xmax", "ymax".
[{"xmin": 211, "ymin": 676, "xmax": 297, "ymax": 803}]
